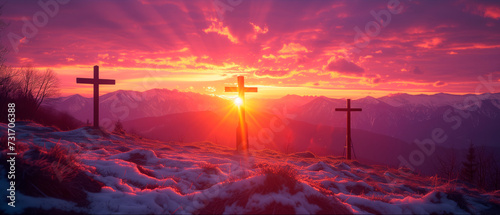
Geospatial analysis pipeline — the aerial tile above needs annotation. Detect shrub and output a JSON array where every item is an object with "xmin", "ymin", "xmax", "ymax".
[
  {"xmin": 257, "ymin": 164, "xmax": 300, "ymax": 194},
  {"xmin": 112, "ymin": 120, "xmax": 125, "ymax": 135},
  {"xmin": 34, "ymin": 107, "xmax": 83, "ymax": 131},
  {"xmin": 195, "ymin": 164, "xmax": 352, "ymax": 214},
  {"xmin": 17, "ymin": 144, "xmax": 103, "ymax": 206}
]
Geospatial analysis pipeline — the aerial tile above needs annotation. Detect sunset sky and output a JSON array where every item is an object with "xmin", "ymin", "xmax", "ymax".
[{"xmin": 2, "ymin": 0, "xmax": 500, "ymax": 99}]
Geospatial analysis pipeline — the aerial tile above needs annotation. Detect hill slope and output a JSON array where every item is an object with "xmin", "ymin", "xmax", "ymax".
[
  {"xmin": 122, "ymin": 110, "xmax": 460, "ymax": 176},
  {"xmin": 1, "ymin": 122, "xmax": 499, "ymax": 214}
]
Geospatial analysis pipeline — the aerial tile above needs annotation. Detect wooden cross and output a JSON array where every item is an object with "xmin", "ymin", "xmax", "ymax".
[
  {"xmin": 335, "ymin": 99, "xmax": 362, "ymax": 160},
  {"xmin": 76, "ymin": 65, "xmax": 115, "ymax": 128},
  {"xmin": 225, "ymin": 76, "xmax": 258, "ymax": 152}
]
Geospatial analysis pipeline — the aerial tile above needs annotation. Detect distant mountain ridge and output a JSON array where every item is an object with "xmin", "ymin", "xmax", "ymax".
[
  {"xmin": 43, "ymin": 89, "xmax": 231, "ymax": 126},
  {"xmin": 43, "ymin": 89, "xmax": 500, "ymax": 151},
  {"xmin": 293, "ymin": 93, "xmax": 500, "ymax": 149}
]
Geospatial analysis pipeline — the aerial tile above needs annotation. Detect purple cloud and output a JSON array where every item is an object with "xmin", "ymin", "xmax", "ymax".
[{"xmin": 326, "ymin": 59, "xmax": 365, "ymax": 74}]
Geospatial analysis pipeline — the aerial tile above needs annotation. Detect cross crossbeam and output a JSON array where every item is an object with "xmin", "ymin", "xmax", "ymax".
[
  {"xmin": 335, "ymin": 99, "xmax": 362, "ymax": 160},
  {"xmin": 224, "ymin": 87, "xmax": 258, "ymax": 93},
  {"xmin": 76, "ymin": 65, "xmax": 115, "ymax": 128},
  {"xmin": 225, "ymin": 76, "xmax": 258, "ymax": 152}
]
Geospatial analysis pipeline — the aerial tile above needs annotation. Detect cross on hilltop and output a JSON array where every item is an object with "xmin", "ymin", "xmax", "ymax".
[
  {"xmin": 76, "ymin": 65, "xmax": 115, "ymax": 128},
  {"xmin": 335, "ymin": 99, "xmax": 362, "ymax": 160},
  {"xmin": 225, "ymin": 76, "xmax": 258, "ymax": 152}
]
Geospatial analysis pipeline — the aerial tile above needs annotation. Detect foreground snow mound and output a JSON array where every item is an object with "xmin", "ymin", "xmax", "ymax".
[{"xmin": 1, "ymin": 122, "xmax": 499, "ymax": 214}]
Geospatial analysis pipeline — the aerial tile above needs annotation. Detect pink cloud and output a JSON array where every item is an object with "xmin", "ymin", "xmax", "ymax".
[
  {"xmin": 483, "ymin": 6, "xmax": 500, "ymax": 19},
  {"xmin": 468, "ymin": 4, "xmax": 500, "ymax": 20},
  {"xmin": 416, "ymin": 37, "xmax": 443, "ymax": 49}
]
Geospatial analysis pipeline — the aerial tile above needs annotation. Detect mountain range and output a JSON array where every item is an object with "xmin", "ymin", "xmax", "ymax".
[
  {"xmin": 44, "ymin": 89, "xmax": 500, "ymax": 149},
  {"xmin": 43, "ymin": 89, "xmax": 500, "ymax": 174}
]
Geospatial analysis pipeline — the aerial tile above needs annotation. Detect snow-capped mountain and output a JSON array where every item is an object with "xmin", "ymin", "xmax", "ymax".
[
  {"xmin": 378, "ymin": 93, "xmax": 471, "ymax": 108},
  {"xmin": 249, "ymin": 94, "xmax": 317, "ymax": 113},
  {"xmin": 293, "ymin": 93, "xmax": 500, "ymax": 149},
  {"xmin": 44, "ymin": 90, "xmax": 500, "ymax": 150},
  {"xmin": 43, "ymin": 89, "xmax": 231, "ymax": 125}
]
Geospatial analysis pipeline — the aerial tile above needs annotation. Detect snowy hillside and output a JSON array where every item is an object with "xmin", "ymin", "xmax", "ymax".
[{"xmin": 1, "ymin": 122, "xmax": 499, "ymax": 214}]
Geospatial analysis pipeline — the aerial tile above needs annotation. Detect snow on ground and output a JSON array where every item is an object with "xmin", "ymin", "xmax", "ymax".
[{"xmin": 1, "ymin": 122, "xmax": 499, "ymax": 214}]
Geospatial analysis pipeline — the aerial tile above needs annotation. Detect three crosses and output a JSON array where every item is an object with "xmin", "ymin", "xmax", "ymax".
[{"xmin": 75, "ymin": 66, "xmax": 361, "ymax": 160}]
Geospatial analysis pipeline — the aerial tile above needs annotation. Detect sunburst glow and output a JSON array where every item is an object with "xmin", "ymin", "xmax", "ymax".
[{"xmin": 234, "ymin": 97, "xmax": 243, "ymax": 106}]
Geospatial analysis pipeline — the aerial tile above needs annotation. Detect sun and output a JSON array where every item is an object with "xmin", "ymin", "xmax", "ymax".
[{"xmin": 234, "ymin": 97, "xmax": 243, "ymax": 106}]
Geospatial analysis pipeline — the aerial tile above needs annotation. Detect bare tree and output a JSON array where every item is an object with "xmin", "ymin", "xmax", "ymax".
[
  {"xmin": 17, "ymin": 66, "xmax": 59, "ymax": 111},
  {"xmin": 435, "ymin": 146, "xmax": 460, "ymax": 181},
  {"xmin": 0, "ymin": 67, "xmax": 19, "ymax": 122},
  {"xmin": 492, "ymin": 157, "xmax": 500, "ymax": 190},
  {"xmin": 476, "ymin": 147, "xmax": 488, "ymax": 189},
  {"xmin": 0, "ymin": 66, "xmax": 59, "ymax": 122},
  {"xmin": 34, "ymin": 68, "xmax": 58, "ymax": 110},
  {"xmin": 0, "ymin": 67, "xmax": 19, "ymax": 98},
  {"xmin": 475, "ymin": 147, "xmax": 499, "ymax": 190}
]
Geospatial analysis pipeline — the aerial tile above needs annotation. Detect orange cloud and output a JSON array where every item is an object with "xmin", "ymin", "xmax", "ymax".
[
  {"xmin": 450, "ymin": 44, "xmax": 500, "ymax": 50},
  {"xmin": 433, "ymin": 81, "xmax": 447, "ymax": 87},
  {"xmin": 278, "ymin": 43, "xmax": 310, "ymax": 54},
  {"xmin": 203, "ymin": 19, "xmax": 239, "ymax": 43},
  {"xmin": 247, "ymin": 22, "xmax": 269, "ymax": 41},
  {"xmin": 250, "ymin": 22, "xmax": 268, "ymax": 35},
  {"xmin": 19, "ymin": 57, "xmax": 33, "ymax": 64}
]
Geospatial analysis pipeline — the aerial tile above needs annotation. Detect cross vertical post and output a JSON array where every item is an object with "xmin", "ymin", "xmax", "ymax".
[
  {"xmin": 76, "ymin": 65, "xmax": 116, "ymax": 128},
  {"xmin": 335, "ymin": 99, "xmax": 362, "ymax": 160},
  {"xmin": 225, "ymin": 76, "xmax": 258, "ymax": 152},
  {"xmin": 93, "ymin": 66, "xmax": 99, "ymax": 129}
]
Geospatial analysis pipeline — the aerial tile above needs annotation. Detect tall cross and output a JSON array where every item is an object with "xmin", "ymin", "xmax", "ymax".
[
  {"xmin": 76, "ymin": 65, "xmax": 115, "ymax": 128},
  {"xmin": 335, "ymin": 99, "xmax": 362, "ymax": 160},
  {"xmin": 225, "ymin": 76, "xmax": 258, "ymax": 152}
]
